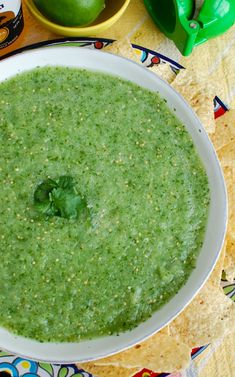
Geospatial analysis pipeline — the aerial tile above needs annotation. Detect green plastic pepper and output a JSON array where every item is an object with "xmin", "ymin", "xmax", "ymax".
[{"xmin": 144, "ymin": 0, "xmax": 235, "ymax": 56}]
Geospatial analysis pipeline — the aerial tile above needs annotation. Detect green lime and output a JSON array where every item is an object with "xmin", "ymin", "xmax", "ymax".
[{"xmin": 34, "ymin": 0, "xmax": 105, "ymax": 27}]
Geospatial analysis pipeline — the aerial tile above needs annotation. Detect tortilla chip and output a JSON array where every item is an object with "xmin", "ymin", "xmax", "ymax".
[
  {"xmin": 158, "ymin": 324, "xmax": 170, "ymax": 335},
  {"xmin": 149, "ymin": 63, "xmax": 176, "ymax": 83},
  {"xmin": 169, "ymin": 283, "xmax": 235, "ymax": 347},
  {"xmin": 221, "ymin": 166, "xmax": 235, "ymax": 237},
  {"xmin": 224, "ymin": 234, "xmax": 235, "ymax": 282},
  {"xmin": 171, "ymin": 68, "xmax": 215, "ymax": 134},
  {"xmin": 196, "ymin": 332, "xmax": 235, "ymax": 377},
  {"xmin": 78, "ymin": 363, "xmax": 139, "ymax": 377},
  {"xmin": 217, "ymin": 141, "xmax": 235, "ymax": 168},
  {"xmin": 90, "ymin": 334, "xmax": 191, "ymax": 372},
  {"xmin": 209, "ymin": 241, "xmax": 226, "ymax": 286},
  {"xmin": 131, "ymin": 18, "xmax": 166, "ymax": 51},
  {"xmin": 216, "ymin": 140, "xmax": 235, "ymax": 282},
  {"xmin": 104, "ymin": 38, "xmax": 140, "ymax": 64},
  {"xmin": 210, "ymin": 110, "xmax": 235, "ymax": 150}
]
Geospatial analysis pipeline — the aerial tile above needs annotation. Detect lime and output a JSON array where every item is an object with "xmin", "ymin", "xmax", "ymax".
[{"xmin": 34, "ymin": 0, "xmax": 105, "ymax": 27}]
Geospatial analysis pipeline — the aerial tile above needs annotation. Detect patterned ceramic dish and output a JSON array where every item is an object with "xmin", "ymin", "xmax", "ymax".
[
  {"xmin": 26, "ymin": 0, "xmax": 130, "ymax": 36},
  {"xmin": 0, "ymin": 47, "xmax": 227, "ymax": 363}
]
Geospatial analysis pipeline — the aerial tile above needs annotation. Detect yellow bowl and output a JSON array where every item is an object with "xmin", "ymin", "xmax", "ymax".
[{"xmin": 26, "ymin": 0, "xmax": 130, "ymax": 36}]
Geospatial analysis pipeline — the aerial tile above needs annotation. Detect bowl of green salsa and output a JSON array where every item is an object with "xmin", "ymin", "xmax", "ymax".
[{"xmin": 0, "ymin": 47, "xmax": 227, "ymax": 363}]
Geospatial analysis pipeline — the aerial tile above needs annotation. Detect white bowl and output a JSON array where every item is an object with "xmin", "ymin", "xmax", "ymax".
[{"xmin": 0, "ymin": 47, "xmax": 227, "ymax": 363}]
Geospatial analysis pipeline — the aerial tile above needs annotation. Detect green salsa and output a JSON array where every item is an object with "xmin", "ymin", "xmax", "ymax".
[{"xmin": 0, "ymin": 67, "xmax": 210, "ymax": 342}]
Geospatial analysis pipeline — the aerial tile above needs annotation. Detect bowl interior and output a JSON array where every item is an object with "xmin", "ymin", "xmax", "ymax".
[
  {"xmin": 0, "ymin": 47, "xmax": 227, "ymax": 364},
  {"xmin": 29, "ymin": 0, "xmax": 129, "ymax": 26},
  {"xmin": 90, "ymin": 0, "xmax": 128, "ymax": 25}
]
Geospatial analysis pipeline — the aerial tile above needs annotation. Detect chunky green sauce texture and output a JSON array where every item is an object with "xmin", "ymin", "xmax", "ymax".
[{"xmin": 0, "ymin": 67, "xmax": 210, "ymax": 342}]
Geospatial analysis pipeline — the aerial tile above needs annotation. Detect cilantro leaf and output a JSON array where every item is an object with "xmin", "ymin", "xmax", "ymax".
[
  {"xmin": 51, "ymin": 188, "xmax": 87, "ymax": 220},
  {"xmin": 33, "ymin": 175, "xmax": 88, "ymax": 220},
  {"xmin": 34, "ymin": 178, "xmax": 57, "ymax": 203},
  {"xmin": 56, "ymin": 175, "xmax": 75, "ymax": 191}
]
